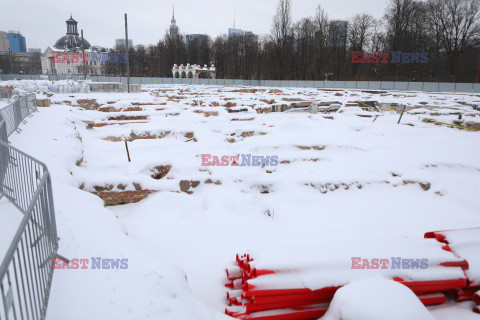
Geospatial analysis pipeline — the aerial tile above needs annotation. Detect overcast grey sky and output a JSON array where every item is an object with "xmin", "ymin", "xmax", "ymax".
[{"xmin": 1, "ymin": 0, "xmax": 389, "ymax": 51}]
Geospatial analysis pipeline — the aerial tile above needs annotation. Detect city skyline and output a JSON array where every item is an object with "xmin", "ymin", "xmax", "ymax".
[{"xmin": 0, "ymin": 0, "xmax": 388, "ymax": 51}]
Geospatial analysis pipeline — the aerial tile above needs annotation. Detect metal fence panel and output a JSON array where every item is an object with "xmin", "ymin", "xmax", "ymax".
[
  {"xmin": 272, "ymin": 80, "xmax": 282, "ymax": 87},
  {"xmin": 129, "ymin": 77, "xmax": 141, "ymax": 84},
  {"xmin": 0, "ymin": 91, "xmax": 58, "ymax": 320},
  {"xmin": 367, "ymin": 81, "xmax": 381, "ymax": 90},
  {"xmin": 324, "ymin": 81, "xmax": 341, "ymax": 89},
  {"xmin": 408, "ymin": 82, "xmax": 424, "ymax": 91},
  {"xmin": 381, "ymin": 82, "xmax": 395, "ymax": 90},
  {"xmin": 0, "ymin": 142, "xmax": 58, "ymax": 320},
  {"xmin": 353, "ymin": 82, "xmax": 368, "ymax": 90},
  {"xmin": 0, "ymin": 118, "xmax": 6, "ymax": 144},
  {"xmin": 304, "ymin": 81, "xmax": 315, "ymax": 88},
  {"xmin": 260, "ymin": 80, "xmax": 272, "ymax": 87},
  {"xmin": 393, "ymin": 82, "xmax": 409, "ymax": 90},
  {"xmin": 472, "ymin": 83, "xmax": 480, "ymax": 93},
  {"xmin": 296, "ymin": 81, "xmax": 305, "ymax": 88},
  {"xmin": 344, "ymin": 81, "xmax": 357, "ymax": 89},
  {"xmin": 438, "ymin": 83, "xmax": 456, "ymax": 92},
  {"xmin": 423, "ymin": 82, "xmax": 439, "ymax": 92},
  {"xmin": 96, "ymin": 76, "xmax": 108, "ymax": 83}
]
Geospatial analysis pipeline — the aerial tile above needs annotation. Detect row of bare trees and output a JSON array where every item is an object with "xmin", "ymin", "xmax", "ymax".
[{"xmin": 105, "ymin": 0, "xmax": 480, "ymax": 82}]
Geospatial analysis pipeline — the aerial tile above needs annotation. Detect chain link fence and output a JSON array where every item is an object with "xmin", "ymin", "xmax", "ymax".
[{"xmin": 0, "ymin": 89, "xmax": 58, "ymax": 320}]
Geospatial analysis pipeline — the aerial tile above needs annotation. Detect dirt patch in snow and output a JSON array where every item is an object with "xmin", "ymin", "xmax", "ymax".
[
  {"xmin": 205, "ymin": 179, "xmax": 222, "ymax": 185},
  {"xmin": 92, "ymin": 121, "xmax": 149, "ymax": 128},
  {"xmin": 296, "ymin": 146, "xmax": 326, "ymax": 151},
  {"xmin": 306, "ymin": 180, "xmax": 433, "ymax": 194},
  {"xmin": 77, "ymin": 99, "xmax": 100, "ymax": 110},
  {"xmin": 93, "ymin": 190, "xmax": 157, "ymax": 206},
  {"xmin": 102, "ymin": 131, "xmax": 196, "ymax": 142},
  {"xmin": 194, "ymin": 110, "xmax": 219, "ymax": 117},
  {"xmin": 180, "ymin": 180, "xmax": 201, "ymax": 194},
  {"xmin": 151, "ymin": 165, "xmax": 172, "ymax": 180},
  {"xmin": 108, "ymin": 115, "xmax": 149, "ymax": 121},
  {"xmin": 98, "ymin": 106, "xmax": 144, "ymax": 112}
]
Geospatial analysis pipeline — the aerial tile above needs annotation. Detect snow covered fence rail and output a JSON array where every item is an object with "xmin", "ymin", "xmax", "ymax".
[{"xmin": 0, "ymin": 93, "xmax": 59, "ymax": 320}]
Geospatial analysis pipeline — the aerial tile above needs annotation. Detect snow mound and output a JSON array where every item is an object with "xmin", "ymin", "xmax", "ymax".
[
  {"xmin": 2, "ymin": 79, "xmax": 90, "ymax": 94},
  {"xmin": 320, "ymin": 277, "xmax": 434, "ymax": 320}
]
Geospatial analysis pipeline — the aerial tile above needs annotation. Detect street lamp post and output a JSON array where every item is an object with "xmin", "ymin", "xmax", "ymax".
[{"xmin": 124, "ymin": 13, "xmax": 130, "ymax": 93}]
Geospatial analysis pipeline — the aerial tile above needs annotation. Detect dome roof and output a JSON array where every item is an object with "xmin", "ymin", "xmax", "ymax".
[
  {"xmin": 54, "ymin": 35, "xmax": 90, "ymax": 50},
  {"xmin": 53, "ymin": 15, "xmax": 91, "ymax": 50}
]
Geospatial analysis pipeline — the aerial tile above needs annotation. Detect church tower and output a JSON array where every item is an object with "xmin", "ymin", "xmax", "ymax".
[{"xmin": 66, "ymin": 15, "xmax": 79, "ymax": 35}]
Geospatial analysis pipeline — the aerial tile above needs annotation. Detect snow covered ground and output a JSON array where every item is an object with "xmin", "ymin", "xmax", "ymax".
[{"xmin": 2, "ymin": 83, "xmax": 480, "ymax": 319}]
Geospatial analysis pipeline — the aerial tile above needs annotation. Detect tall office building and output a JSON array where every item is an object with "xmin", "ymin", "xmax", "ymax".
[
  {"xmin": 228, "ymin": 28, "xmax": 244, "ymax": 38},
  {"xmin": 115, "ymin": 39, "xmax": 133, "ymax": 50},
  {"xmin": 7, "ymin": 31, "xmax": 27, "ymax": 52},
  {"xmin": 28, "ymin": 48, "xmax": 42, "ymax": 54},
  {"xmin": 169, "ymin": 6, "xmax": 179, "ymax": 35},
  {"xmin": 0, "ymin": 31, "xmax": 10, "ymax": 52},
  {"xmin": 328, "ymin": 20, "xmax": 348, "ymax": 47},
  {"xmin": 186, "ymin": 34, "xmax": 208, "ymax": 46}
]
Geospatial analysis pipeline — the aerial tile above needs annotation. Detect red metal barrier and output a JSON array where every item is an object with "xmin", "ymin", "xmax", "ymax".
[
  {"xmin": 418, "ymin": 292, "xmax": 447, "ymax": 305},
  {"xmin": 449, "ymin": 287, "xmax": 480, "ymax": 302},
  {"xmin": 228, "ymin": 229, "xmax": 480, "ymax": 319},
  {"xmin": 228, "ymin": 303, "xmax": 330, "ymax": 320},
  {"xmin": 472, "ymin": 291, "xmax": 480, "ymax": 304}
]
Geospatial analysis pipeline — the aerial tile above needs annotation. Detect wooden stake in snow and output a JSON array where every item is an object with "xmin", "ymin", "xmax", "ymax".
[
  {"xmin": 125, "ymin": 138, "xmax": 131, "ymax": 162},
  {"xmin": 398, "ymin": 105, "xmax": 407, "ymax": 124}
]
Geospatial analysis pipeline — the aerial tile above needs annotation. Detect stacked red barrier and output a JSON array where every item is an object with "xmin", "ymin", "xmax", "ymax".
[
  {"xmin": 425, "ymin": 227, "xmax": 480, "ymax": 314},
  {"xmin": 224, "ymin": 242, "xmax": 469, "ymax": 320},
  {"xmin": 473, "ymin": 290, "xmax": 480, "ymax": 313}
]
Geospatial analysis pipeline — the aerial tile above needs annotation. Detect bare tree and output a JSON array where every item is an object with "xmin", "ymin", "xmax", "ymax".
[
  {"xmin": 272, "ymin": 0, "xmax": 293, "ymax": 45},
  {"xmin": 272, "ymin": 0, "xmax": 294, "ymax": 79},
  {"xmin": 349, "ymin": 14, "xmax": 374, "ymax": 52},
  {"xmin": 427, "ymin": 0, "xmax": 480, "ymax": 80},
  {"xmin": 312, "ymin": 5, "xmax": 330, "ymax": 79}
]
